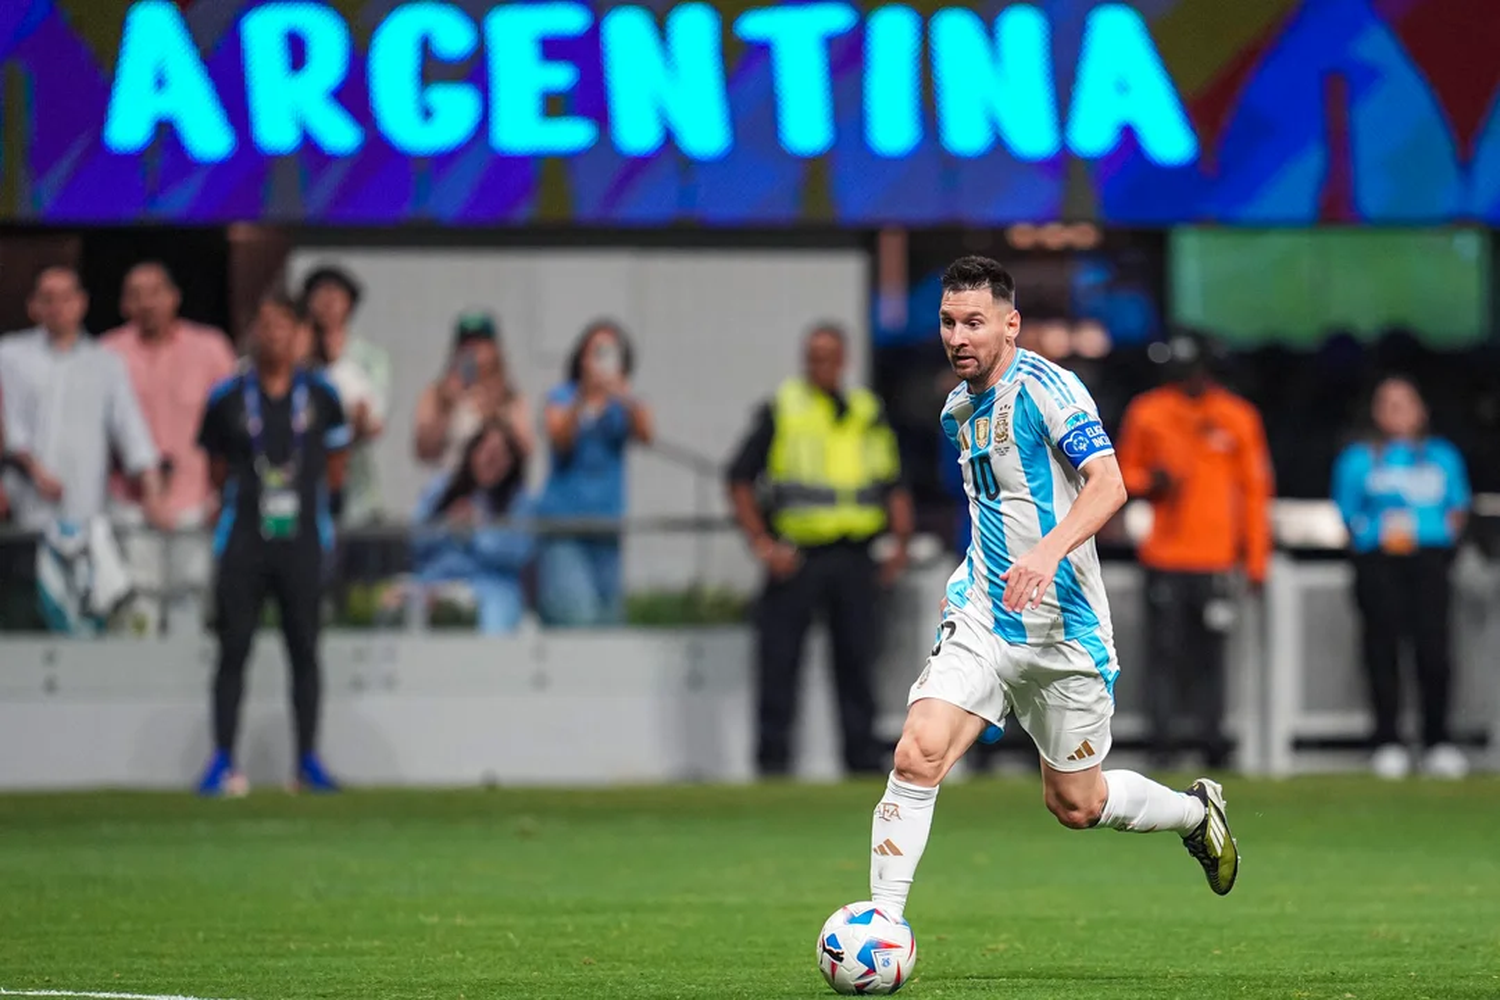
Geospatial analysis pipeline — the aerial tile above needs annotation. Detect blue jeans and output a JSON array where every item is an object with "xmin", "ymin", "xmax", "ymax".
[
  {"xmin": 415, "ymin": 547, "xmax": 526, "ymax": 634},
  {"xmin": 469, "ymin": 574, "xmax": 525, "ymax": 634},
  {"xmin": 537, "ymin": 538, "xmax": 622, "ymax": 626}
]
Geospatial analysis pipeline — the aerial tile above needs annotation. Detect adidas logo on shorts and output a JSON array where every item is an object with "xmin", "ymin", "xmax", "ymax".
[{"xmin": 1066, "ymin": 740, "xmax": 1096, "ymax": 762}]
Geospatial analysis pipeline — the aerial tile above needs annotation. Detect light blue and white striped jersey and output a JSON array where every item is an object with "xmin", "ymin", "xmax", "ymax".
[{"xmin": 941, "ymin": 349, "xmax": 1116, "ymax": 646}]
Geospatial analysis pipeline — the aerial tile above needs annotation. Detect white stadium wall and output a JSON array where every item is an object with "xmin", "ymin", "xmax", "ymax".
[{"xmin": 1, "ymin": 559, "xmax": 1496, "ymax": 790}]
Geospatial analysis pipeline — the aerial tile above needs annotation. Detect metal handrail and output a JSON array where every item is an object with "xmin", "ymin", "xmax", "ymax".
[{"xmin": 0, "ymin": 515, "xmax": 739, "ymax": 542}]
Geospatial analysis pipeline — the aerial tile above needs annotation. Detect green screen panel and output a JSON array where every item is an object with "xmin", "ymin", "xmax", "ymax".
[{"xmin": 1170, "ymin": 229, "xmax": 1490, "ymax": 347}]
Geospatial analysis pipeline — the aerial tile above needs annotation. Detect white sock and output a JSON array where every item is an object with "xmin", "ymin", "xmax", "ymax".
[
  {"xmin": 869, "ymin": 773, "xmax": 939, "ymax": 916},
  {"xmin": 1097, "ymin": 770, "xmax": 1205, "ymax": 835}
]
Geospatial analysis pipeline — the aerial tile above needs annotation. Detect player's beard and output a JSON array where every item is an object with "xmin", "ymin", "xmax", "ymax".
[{"xmin": 951, "ymin": 347, "xmax": 1004, "ymax": 390}]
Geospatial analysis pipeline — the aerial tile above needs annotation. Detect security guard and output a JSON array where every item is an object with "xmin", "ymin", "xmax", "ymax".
[
  {"xmin": 727, "ymin": 324, "xmax": 912, "ymax": 777},
  {"xmin": 1115, "ymin": 329, "xmax": 1273, "ymax": 770}
]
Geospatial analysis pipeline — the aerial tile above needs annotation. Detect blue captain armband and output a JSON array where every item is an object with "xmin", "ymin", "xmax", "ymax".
[{"xmin": 1058, "ymin": 419, "xmax": 1113, "ymax": 469}]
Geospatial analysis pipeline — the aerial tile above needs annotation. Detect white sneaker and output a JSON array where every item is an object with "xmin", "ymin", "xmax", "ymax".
[
  {"xmin": 1422, "ymin": 743, "xmax": 1468, "ymax": 780},
  {"xmin": 1371, "ymin": 743, "xmax": 1411, "ymax": 780}
]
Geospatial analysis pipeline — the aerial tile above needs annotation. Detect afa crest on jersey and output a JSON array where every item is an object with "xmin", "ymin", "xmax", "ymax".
[{"xmin": 993, "ymin": 405, "xmax": 1012, "ymax": 450}]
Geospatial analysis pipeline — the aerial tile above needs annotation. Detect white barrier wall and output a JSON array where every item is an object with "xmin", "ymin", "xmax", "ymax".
[
  {"xmin": 0, "ymin": 628, "xmax": 854, "ymax": 790},
  {"xmin": 0, "ymin": 559, "xmax": 1494, "ymax": 790}
]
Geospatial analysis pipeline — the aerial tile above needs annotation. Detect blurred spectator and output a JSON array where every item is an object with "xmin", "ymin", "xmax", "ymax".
[
  {"xmin": 1020, "ymin": 316, "xmax": 1071, "ymax": 362},
  {"xmin": 102, "ymin": 261, "xmax": 237, "ymax": 632},
  {"xmin": 1064, "ymin": 318, "xmax": 1128, "ymax": 435},
  {"xmin": 414, "ymin": 311, "xmax": 534, "ymax": 471},
  {"xmin": 104, "ymin": 262, "xmax": 236, "ymax": 519},
  {"xmin": 1115, "ymin": 330, "xmax": 1273, "ymax": 770},
  {"xmin": 0, "ymin": 396, "xmax": 10, "ymax": 521},
  {"xmin": 412, "ymin": 421, "xmax": 535, "ymax": 634},
  {"xmin": 1331, "ymin": 376, "xmax": 1470, "ymax": 780},
  {"xmin": 1070, "ymin": 256, "xmax": 1160, "ymax": 346},
  {"xmin": 1069, "ymin": 318, "xmax": 1112, "ymax": 361},
  {"xmin": 536, "ymin": 320, "xmax": 653, "ymax": 626},
  {"xmin": 0, "ymin": 266, "xmax": 165, "ymax": 532},
  {"xmin": 302, "ymin": 265, "xmax": 390, "ymax": 524},
  {"xmin": 195, "ymin": 290, "xmax": 349, "ymax": 797},
  {"xmin": 727, "ymin": 324, "xmax": 910, "ymax": 777}
]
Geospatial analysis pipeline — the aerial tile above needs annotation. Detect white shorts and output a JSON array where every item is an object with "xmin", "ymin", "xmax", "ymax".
[{"xmin": 908, "ymin": 611, "xmax": 1119, "ymax": 772}]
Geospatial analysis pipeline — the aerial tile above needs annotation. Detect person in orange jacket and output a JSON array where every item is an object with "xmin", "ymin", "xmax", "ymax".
[{"xmin": 1116, "ymin": 330, "xmax": 1274, "ymax": 770}]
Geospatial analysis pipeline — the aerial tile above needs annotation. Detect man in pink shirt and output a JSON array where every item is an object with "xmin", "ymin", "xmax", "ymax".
[
  {"xmin": 104, "ymin": 262, "xmax": 237, "ymax": 520},
  {"xmin": 103, "ymin": 261, "xmax": 237, "ymax": 632}
]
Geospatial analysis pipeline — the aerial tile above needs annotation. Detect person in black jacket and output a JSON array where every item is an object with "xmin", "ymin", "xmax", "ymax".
[{"xmin": 194, "ymin": 290, "xmax": 350, "ymax": 796}]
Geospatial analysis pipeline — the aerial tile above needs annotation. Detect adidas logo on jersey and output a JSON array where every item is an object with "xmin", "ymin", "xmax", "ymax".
[
  {"xmin": 872, "ymin": 839, "xmax": 903, "ymax": 857},
  {"xmin": 1066, "ymin": 740, "xmax": 1096, "ymax": 762}
]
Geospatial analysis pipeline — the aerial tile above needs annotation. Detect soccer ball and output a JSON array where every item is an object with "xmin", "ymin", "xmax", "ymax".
[{"xmin": 816, "ymin": 901, "xmax": 917, "ymax": 995}]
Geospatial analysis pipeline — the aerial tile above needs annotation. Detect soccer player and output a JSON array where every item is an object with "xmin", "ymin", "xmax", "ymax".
[{"xmin": 868, "ymin": 257, "xmax": 1238, "ymax": 917}]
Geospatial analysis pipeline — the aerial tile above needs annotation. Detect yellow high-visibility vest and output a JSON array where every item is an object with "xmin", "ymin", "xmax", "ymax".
[{"xmin": 765, "ymin": 378, "xmax": 898, "ymax": 546}]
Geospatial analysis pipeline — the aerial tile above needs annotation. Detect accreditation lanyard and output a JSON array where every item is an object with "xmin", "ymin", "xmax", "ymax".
[
  {"xmin": 243, "ymin": 369, "xmax": 310, "ymax": 471},
  {"xmin": 243, "ymin": 370, "xmax": 310, "ymax": 539}
]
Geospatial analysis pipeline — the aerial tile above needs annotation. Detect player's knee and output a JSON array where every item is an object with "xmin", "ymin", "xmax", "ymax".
[
  {"xmin": 892, "ymin": 730, "xmax": 946, "ymax": 787},
  {"xmin": 1045, "ymin": 787, "xmax": 1104, "ymax": 830}
]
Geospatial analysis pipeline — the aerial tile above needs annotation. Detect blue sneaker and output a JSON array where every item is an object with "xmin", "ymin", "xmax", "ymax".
[
  {"xmin": 196, "ymin": 751, "xmax": 248, "ymax": 798},
  {"xmin": 296, "ymin": 754, "xmax": 340, "ymax": 793}
]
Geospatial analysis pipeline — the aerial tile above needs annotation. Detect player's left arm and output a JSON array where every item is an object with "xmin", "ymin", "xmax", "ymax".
[
  {"xmin": 1000, "ymin": 378, "xmax": 1126, "ymax": 612},
  {"xmin": 1001, "ymin": 456, "xmax": 1126, "ymax": 612}
]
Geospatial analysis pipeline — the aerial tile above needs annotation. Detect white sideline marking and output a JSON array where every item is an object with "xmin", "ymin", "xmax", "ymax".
[{"xmin": 1, "ymin": 989, "xmax": 237, "ymax": 1000}]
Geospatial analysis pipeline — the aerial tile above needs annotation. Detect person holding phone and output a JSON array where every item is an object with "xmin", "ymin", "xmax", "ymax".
[
  {"xmin": 536, "ymin": 320, "xmax": 654, "ymax": 626},
  {"xmin": 414, "ymin": 312, "xmax": 534, "ymax": 472}
]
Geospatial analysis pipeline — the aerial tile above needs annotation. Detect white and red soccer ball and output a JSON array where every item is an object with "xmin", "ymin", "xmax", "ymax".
[{"xmin": 816, "ymin": 902, "xmax": 917, "ymax": 995}]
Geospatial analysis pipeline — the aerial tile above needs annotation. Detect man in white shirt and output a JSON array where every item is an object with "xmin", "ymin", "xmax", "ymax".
[{"xmin": 0, "ymin": 266, "xmax": 166, "ymax": 531}]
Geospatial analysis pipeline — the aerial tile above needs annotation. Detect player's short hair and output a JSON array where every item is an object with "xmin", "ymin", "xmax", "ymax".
[{"xmin": 941, "ymin": 256, "xmax": 1016, "ymax": 306}]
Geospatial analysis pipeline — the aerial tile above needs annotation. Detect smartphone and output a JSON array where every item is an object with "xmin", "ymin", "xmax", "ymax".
[{"xmin": 457, "ymin": 353, "xmax": 479, "ymax": 387}]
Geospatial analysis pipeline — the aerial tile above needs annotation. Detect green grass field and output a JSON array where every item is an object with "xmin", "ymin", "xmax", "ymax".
[{"xmin": 1, "ymin": 777, "xmax": 1497, "ymax": 1000}]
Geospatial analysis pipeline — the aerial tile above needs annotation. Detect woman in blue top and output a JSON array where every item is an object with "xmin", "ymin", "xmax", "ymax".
[
  {"xmin": 536, "ymin": 321, "xmax": 654, "ymax": 625},
  {"xmin": 1331, "ymin": 375, "xmax": 1470, "ymax": 780},
  {"xmin": 412, "ymin": 421, "xmax": 535, "ymax": 634}
]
